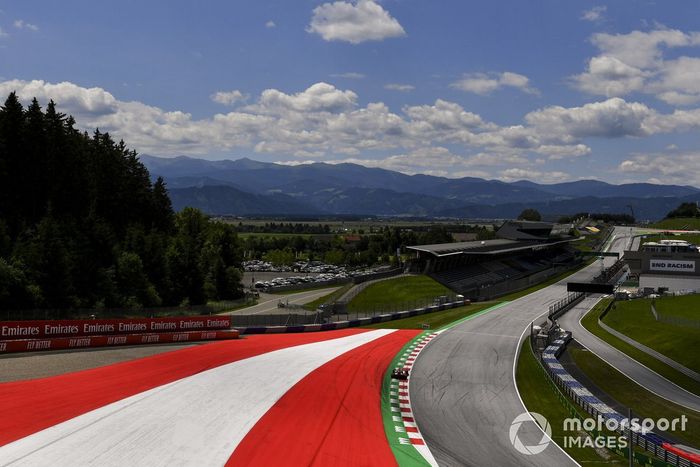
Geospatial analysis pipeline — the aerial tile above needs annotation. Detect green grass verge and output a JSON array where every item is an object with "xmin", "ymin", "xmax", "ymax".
[
  {"xmin": 641, "ymin": 233, "xmax": 700, "ymax": 245},
  {"xmin": 347, "ymin": 275, "xmax": 451, "ymax": 312},
  {"xmin": 362, "ymin": 260, "xmax": 591, "ymax": 330},
  {"xmin": 380, "ymin": 331, "xmax": 432, "ymax": 466},
  {"xmin": 516, "ymin": 340, "xmax": 628, "ymax": 466},
  {"xmin": 237, "ymin": 232, "xmax": 314, "ymax": 239},
  {"xmin": 653, "ymin": 294, "xmax": 700, "ymax": 320},
  {"xmin": 604, "ymin": 297, "xmax": 700, "ymax": 373},
  {"xmin": 302, "ymin": 283, "xmax": 353, "ymax": 310},
  {"xmin": 568, "ymin": 346, "xmax": 700, "ymax": 448},
  {"xmin": 361, "ymin": 301, "xmax": 503, "ymax": 330},
  {"xmin": 650, "ymin": 218, "xmax": 700, "ymax": 230},
  {"xmin": 581, "ymin": 300, "xmax": 700, "ymax": 396}
]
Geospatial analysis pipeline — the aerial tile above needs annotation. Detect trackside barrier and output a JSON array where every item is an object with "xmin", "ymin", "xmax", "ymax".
[
  {"xmin": 0, "ymin": 330, "xmax": 239, "ymax": 354},
  {"xmin": 548, "ymin": 292, "xmax": 585, "ymax": 320},
  {"xmin": 0, "ymin": 316, "xmax": 233, "ymax": 339},
  {"xmin": 234, "ymin": 299, "xmax": 470, "ymax": 334},
  {"xmin": 537, "ymin": 333, "xmax": 698, "ymax": 467}
]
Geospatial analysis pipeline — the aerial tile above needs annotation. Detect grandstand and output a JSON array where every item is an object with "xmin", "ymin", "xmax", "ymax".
[{"xmin": 407, "ymin": 221, "xmax": 580, "ymax": 300}]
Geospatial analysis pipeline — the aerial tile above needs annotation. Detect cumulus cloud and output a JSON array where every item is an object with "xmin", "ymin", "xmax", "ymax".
[
  {"xmin": 581, "ymin": 6, "xmax": 606, "ymax": 23},
  {"xmin": 307, "ymin": 0, "xmax": 406, "ymax": 44},
  {"xmin": 3, "ymin": 79, "xmax": 700, "ymax": 171},
  {"xmin": 14, "ymin": 20, "xmax": 39, "ymax": 31},
  {"xmin": 210, "ymin": 90, "xmax": 248, "ymax": 106},
  {"xmin": 384, "ymin": 83, "xmax": 414, "ymax": 92},
  {"xmin": 572, "ymin": 28, "xmax": 700, "ymax": 105},
  {"xmin": 265, "ymin": 20, "xmax": 276, "ymax": 28},
  {"xmin": 330, "ymin": 72, "xmax": 365, "ymax": 79},
  {"xmin": 619, "ymin": 151, "xmax": 700, "ymax": 186},
  {"xmin": 451, "ymin": 72, "xmax": 539, "ymax": 96},
  {"xmin": 499, "ymin": 168, "xmax": 571, "ymax": 183},
  {"xmin": 525, "ymin": 97, "xmax": 654, "ymax": 139}
]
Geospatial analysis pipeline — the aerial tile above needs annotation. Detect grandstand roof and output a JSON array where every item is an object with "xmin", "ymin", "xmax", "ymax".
[{"xmin": 407, "ymin": 238, "xmax": 574, "ymax": 257}]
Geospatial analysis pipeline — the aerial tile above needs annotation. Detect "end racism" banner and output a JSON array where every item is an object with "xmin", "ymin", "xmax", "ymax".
[
  {"xmin": 0, "ymin": 316, "xmax": 232, "ymax": 339},
  {"xmin": 649, "ymin": 259, "xmax": 696, "ymax": 273}
]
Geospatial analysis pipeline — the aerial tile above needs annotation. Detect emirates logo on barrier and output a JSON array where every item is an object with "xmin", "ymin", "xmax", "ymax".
[{"xmin": 509, "ymin": 412, "xmax": 552, "ymax": 455}]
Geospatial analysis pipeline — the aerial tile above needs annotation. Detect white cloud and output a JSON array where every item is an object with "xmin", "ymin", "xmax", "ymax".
[
  {"xmin": 3, "ymin": 79, "xmax": 700, "ymax": 172},
  {"xmin": 0, "ymin": 27, "xmax": 8, "ymax": 38},
  {"xmin": 13, "ymin": 19, "xmax": 38, "ymax": 31},
  {"xmin": 265, "ymin": 20, "xmax": 276, "ymax": 28},
  {"xmin": 384, "ymin": 83, "xmax": 414, "ymax": 92},
  {"xmin": 572, "ymin": 28, "xmax": 700, "ymax": 105},
  {"xmin": 210, "ymin": 90, "xmax": 248, "ymax": 106},
  {"xmin": 581, "ymin": 6, "xmax": 606, "ymax": 23},
  {"xmin": 307, "ymin": 0, "xmax": 406, "ymax": 44},
  {"xmin": 619, "ymin": 151, "xmax": 700, "ymax": 186},
  {"xmin": 451, "ymin": 72, "xmax": 539, "ymax": 96},
  {"xmin": 330, "ymin": 72, "xmax": 365, "ymax": 79},
  {"xmin": 525, "ymin": 97, "xmax": 653, "ymax": 139},
  {"xmin": 499, "ymin": 168, "xmax": 571, "ymax": 183}
]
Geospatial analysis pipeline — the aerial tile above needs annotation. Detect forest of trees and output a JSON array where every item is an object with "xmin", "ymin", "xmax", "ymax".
[
  {"xmin": 665, "ymin": 202, "xmax": 700, "ymax": 219},
  {"xmin": 243, "ymin": 225, "xmax": 495, "ymax": 266},
  {"xmin": 0, "ymin": 92, "xmax": 244, "ymax": 310}
]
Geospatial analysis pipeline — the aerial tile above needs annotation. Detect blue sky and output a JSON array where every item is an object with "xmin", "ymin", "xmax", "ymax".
[{"xmin": 2, "ymin": 1, "xmax": 700, "ymax": 186}]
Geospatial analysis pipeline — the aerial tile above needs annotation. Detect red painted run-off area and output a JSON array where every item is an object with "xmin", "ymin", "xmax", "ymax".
[
  {"xmin": 0, "ymin": 328, "xmax": 366, "ymax": 447},
  {"xmin": 230, "ymin": 329, "xmax": 420, "ymax": 467}
]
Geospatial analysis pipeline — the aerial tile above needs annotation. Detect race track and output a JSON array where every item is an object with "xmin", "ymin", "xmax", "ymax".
[
  {"xmin": 410, "ymin": 226, "xmax": 697, "ymax": 466},
  {"xmin": 408, "ymin": 231, "xmax": 630, "ymax": 467},
  {"xmin": 0, "ymin": 328, "xmax": 417, "ymax": 466}
]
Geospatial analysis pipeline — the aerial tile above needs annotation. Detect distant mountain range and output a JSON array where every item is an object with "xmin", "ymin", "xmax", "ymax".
[{"xmin": 140, "ymin": 155, "xmax": 700, "ymax": 220}]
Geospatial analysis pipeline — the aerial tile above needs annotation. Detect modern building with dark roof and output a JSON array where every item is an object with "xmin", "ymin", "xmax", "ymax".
[{"xmin": 624, "ymin": 239, "xmax": 700, "ymax": 292}]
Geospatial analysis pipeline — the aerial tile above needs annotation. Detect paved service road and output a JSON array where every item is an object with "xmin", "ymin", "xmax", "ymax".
[
  {"xmin": 221, "ymin": 287, "xmax": 340, "ymax": 316},
  {"xmin": 557, "ymin": 227, "xmax": 700, "ymax": 412},
  {"xmin": 558, "ymin": 296, "xmax": 700, "ymax": 413}
]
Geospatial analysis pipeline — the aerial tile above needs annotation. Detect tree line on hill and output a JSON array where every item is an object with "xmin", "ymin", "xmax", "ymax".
[
  {"xmin": 665, "ymin": 202, "xmax": 700, "ymax": 219},
  {"xmin": 244, "ymin": 225, "xmax": 495, "ymax": 266},
  {"xmin": 0, "ymin": 93, "xmax": 244, "ymax": 311}
]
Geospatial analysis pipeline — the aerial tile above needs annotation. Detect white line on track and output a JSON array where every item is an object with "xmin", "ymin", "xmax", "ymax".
[{"xmin": 0, "ymin": 329, "xmax": 396, "ymax": 467}]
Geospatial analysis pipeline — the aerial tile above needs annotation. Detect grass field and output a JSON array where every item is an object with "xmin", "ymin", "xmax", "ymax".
[
  {"xmin": 603, "ymin": 297, "xmax": 700, "ymax": 373},
  {"xmin": 346, "ymin": 275, "xmax": 451, "ymax": 312},
  {"xmin": 654, "ymin": 294, "xmax": 700, "ymax": 320},
  {"xmin": 641, "ymin": 233, "xmax": 700, "ymax": 245},
  {"xmin": 237, "ymin": 232, "xmax": 315, "ymax": 239},
  {"xmin": 581, "ymin": 300, "xmax": 700, "ymax": 396},
  {"xmin": 516, "ymin": 340, "xmax": 628, "ymax": 466},
  {"xmin": 302, "ymin": 283, "xmax": 353, "ymax": 310},
  {"xmin": 568, "ymin": 346, "xmax": 700, "ymax": 447},
  {"xmin": 650, "ymin": 217, "xmax": 700, "ymax": 230},
  {"xmin": 362, "ymin": 301, "xmax": 501, "ymax": 330}
]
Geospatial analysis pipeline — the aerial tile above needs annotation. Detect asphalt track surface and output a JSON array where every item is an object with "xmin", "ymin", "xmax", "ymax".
[
  {"xmin": 409, "ymin": 231, "xmax": 634, "ymax": 467},
  {"xmin": 223, "ymin": 287, "xmax": 340, "ymax": 315},
  {"xmin": 411, "ymin": 227, "xmax": 699, "ymax": 466},
  {"xmin": 0, "ymin": 328, "xmax": 415, "ymax": 466}
]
